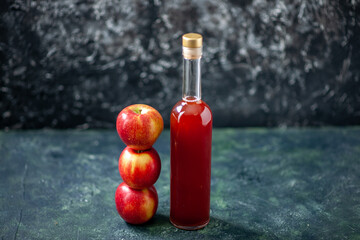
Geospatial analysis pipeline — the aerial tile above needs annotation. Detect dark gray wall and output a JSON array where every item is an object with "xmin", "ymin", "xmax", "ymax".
[{"xmin": 1, "ymin": 0, "xmax": 359, "ymax": 129}]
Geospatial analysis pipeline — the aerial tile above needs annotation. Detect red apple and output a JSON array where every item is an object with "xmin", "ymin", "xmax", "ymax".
[
  {"xmin": 119, "ymin": 147, "xmax": 161, "ymax": 189},
  {"xmin": 115, "ymin": 182, "xmax": 158, "ymax": 224},
  {"xmin": 116, "ymin": 104, "xmax": 164, "ymax": 150}
]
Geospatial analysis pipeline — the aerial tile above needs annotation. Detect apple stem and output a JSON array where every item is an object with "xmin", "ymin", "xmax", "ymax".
[{"xmin": 139, "ymin": 109, "xmax": 142, "ymax": 114}]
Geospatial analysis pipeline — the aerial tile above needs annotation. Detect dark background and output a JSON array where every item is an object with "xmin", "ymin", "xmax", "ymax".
[{"xmin": 1, "ymin": 0, "xmax": 359, "ymax": 129}]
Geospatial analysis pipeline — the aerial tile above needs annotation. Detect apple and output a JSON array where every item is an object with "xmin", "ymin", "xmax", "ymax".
[
  {"xmin": 116, "ymin": 104, "xmax": 164, "ymax": 150},
  {"xmin": 115, "ymin": 182, "xmax": 158, "ymax": 224},
  {"xmin": 119, "ymin": 146, "xmax": 161, "ymax": 189}
]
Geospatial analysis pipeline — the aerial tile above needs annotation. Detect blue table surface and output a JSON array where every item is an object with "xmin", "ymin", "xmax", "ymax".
[{"xmin": 1, "ymin": 127, "xmax": 360, "ymax": 239}]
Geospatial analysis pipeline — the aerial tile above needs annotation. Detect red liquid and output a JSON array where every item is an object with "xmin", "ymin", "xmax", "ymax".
[{"xmin": 170, "ymin": 99, "xmax": 212, "ymax": 229}]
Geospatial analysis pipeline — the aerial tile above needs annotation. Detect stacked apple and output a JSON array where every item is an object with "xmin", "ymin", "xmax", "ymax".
[{"xmin": 115, "ymin": 104, "xmax": 164, "ymax": 224}]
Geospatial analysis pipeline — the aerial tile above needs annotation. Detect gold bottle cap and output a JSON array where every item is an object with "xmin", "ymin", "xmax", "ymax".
[
  {"xmin": 182, "ymin": 33, "xmax": 203, "ymax": 48},
  {"xmin": 182, "ymin": 33, "xmax": 202, "ymax": 59}
]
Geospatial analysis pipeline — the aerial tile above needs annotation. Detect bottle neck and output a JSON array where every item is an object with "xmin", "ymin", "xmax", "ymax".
[{"xmin": 182, "ymin": 57, "xmax": 201, "ymax": 102}]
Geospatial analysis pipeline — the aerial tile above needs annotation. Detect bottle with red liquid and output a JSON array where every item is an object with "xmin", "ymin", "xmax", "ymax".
[{"xmin": 170, "ymin": 33, "xmax": 212, "ymax": 230}]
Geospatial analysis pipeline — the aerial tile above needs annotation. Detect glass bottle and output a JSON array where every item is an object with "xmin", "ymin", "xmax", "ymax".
[{"xmin": 170, "ymin": 33, "xmax": 213, "ymax": 230}]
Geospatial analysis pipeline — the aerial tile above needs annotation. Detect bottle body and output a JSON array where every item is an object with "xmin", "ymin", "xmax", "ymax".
[{"xmin": 170, "ymin": 99, "xmax": 212, "ymax": 229}]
